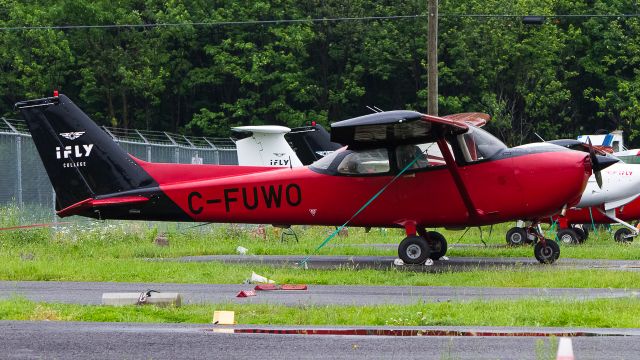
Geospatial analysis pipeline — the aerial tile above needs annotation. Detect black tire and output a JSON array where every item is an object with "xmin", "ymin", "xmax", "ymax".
[
  {"xmin": 506, "ymin": 227, "xmax": 528, "ymax": 246},
  {"xmin": 572, "ymin": 227, "xmax": 587, "ymax": 243},
  {"xmin": 574, "ymin": 224, "xmax": 589, "ymax": 242},
  {"xmin": 398, "ymin": 236, "xmax": 430, "ymax": 264},
  {"xmin": 425, "ymin": 231, "xmax": 448, "ymax": 259},
  {"xmin": 534, "ymin": 240, "xmax": 560, "ymax": 264},
  {"xmin": 614, "ymin": 228, "xmax": 634, "ymax": 243},
  {"xmin": 557, "ymin": 228, "xmax": 579, "ymax": 245}
]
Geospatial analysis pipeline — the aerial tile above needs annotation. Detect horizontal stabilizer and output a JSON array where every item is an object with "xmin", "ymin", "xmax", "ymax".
[{"xmin": 57, "ymin": 196, "xmax": 150, "ymax": 217}]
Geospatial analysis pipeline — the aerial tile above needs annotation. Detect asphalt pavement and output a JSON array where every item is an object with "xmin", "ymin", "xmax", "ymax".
[
  {"xmin": 1, "ymin": 280, "xmax": 638, "ymax": 306},
  {"xmin": 160, "ymin": 254, "xmax": 640, "ymax": 272},
  {"xmin": 1, "ymin": 321, "xmax": 639, "ymax": 359}
]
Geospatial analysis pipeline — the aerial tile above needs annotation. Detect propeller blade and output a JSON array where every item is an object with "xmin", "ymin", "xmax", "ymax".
[
  {"xmin": 587, "ymin": 138, "xmax": 618, "ymax": 188},
  {"xmin": 587, "ymin": 137, "xmax": 602, "ymax": 188},
  {"xmin": 595, "ymin": 169, "xmax": 603, "ymax": 188}
]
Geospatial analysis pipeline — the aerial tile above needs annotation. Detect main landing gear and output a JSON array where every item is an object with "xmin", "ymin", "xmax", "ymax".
[
  {"xmin": 506, "ymin": 223, "xmax": 560, "ymax": 264},
  {"xmin": 397, "ymin": 227, "xmax": 448, "ymax": 265}
]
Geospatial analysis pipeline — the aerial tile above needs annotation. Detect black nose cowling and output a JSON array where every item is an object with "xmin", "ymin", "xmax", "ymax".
[{"xmin": 593, "ymin": 155, "xmax": 618, "ymax": 172}]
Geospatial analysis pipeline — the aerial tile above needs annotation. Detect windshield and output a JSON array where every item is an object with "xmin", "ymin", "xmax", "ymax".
[
  {"xmin": 459, "ymin": 126, "xmax": 507, "ymax": 162},
  {"xmin": 309, "ymin": 147, "xmax": 346, "ymax": 170}
]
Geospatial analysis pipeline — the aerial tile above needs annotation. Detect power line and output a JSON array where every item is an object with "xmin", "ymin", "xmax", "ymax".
[{"xmin": 0, "ymin": 13, "xmax": 638, "ymax": 31}]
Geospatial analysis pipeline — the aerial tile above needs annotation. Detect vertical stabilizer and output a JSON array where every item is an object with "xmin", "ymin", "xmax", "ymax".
[{"xmin": 15, "ymin": 94, "xmax": 155, "ymax": 210}]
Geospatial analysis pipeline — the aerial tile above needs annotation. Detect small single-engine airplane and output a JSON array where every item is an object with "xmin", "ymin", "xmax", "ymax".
[
  {"xmin": 507, "ymin": 140, "xmax": 636, "ymax": 245},
  {"xmin": 16, "ymin": 93, "xmax": 611, "ymax": 264}
]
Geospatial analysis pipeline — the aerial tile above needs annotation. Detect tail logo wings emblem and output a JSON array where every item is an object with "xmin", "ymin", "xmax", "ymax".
[{"xmin": 60, "ymin": 131, "xmax": 85, "ymax": 140}]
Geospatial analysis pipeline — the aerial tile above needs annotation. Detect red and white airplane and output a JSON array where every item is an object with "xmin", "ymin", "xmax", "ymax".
[
  {"xmin": 508, "ymin": 140, "xmax": 640, "ymax": 245},
  {"xmin": 16, "ymin": 93, "xmax": 612, "ymax": 264}
]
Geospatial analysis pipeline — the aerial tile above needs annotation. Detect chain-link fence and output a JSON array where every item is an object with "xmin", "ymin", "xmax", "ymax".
[{"xmin": 0, "ymin": 117, "xmax": 238, "ymax": 212}]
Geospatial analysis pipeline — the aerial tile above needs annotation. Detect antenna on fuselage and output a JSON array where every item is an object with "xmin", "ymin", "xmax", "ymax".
[{"xmin": 534, "ymin": 133, "xmax": 546, "ymax": 142}]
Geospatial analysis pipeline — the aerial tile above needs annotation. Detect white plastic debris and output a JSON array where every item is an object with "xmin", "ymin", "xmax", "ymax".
[
  {"xmin": 236, "ymin": 246, "xmax": 248, "ymax": 255},
  {"xmin": 248, "ymin": 271, "xmax": 275, "ymax": 284},
  {"xmin": 393, "ymin": 258, "xmax": 405, "ymax": 266},
  {"xmin": 440, "ymin": 256, "xmax": 449, "ymax": 261},
  {"xmin": 424, "ymin": 258, "xmax": 434, "ymax": 266}
]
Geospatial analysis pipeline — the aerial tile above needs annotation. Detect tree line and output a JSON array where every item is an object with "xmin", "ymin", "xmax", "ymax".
[{"xmin": 1, "ymin": 0, "xmax": 639, "ymax": 146}]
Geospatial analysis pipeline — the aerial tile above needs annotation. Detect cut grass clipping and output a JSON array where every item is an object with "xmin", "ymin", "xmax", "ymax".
[{"xmin": 1, "ymin": 297, "xmax": 639, "ymax": 328}]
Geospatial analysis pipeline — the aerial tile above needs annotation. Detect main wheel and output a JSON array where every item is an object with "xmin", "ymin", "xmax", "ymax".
[
  {"xmin": 534, "ymin": 240, "xmax": 560, "ymax": 264},
  {"xmin": 614, "ymin": 228, "xmax": 634, "ymax": 243},
  {"xmin": 577, "ymin": 224, "xmax": 590, "ymax": 240},
  {"xmin": 398, "ymin": 236, "xmax": 430, "ymax": 264},
  {"xmin": 557, "ymin": 228, "xmax": 579, "ymax": 245},
  {"xmin": 506, "ymin": 227, "xmax": 528, "ymax": 246},
  {"xmin": 572, "ymin": 225, "xmax": 587, "ymax": 243},
  {"xmin": 425, "ymin": 231, "xmax": 448, "ymax": 259}
]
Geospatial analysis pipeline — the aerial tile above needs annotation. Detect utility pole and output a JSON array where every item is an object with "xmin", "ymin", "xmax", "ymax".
[{"xmin": 427, "ymin": 0, "xmax": 438, "ymax": 115}]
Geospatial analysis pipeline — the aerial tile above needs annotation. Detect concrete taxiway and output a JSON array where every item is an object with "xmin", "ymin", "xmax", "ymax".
[{"xmin": 1, "ymin": 281, "xmax": 638, "ymax": 306}]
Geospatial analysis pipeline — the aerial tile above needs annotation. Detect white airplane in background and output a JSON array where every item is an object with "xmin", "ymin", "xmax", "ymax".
[
  {"xmin": 577, "ymin": 130, "xmax": 640, "ymax": 164},
  {"xmin": 232, "ymin": 123, "xmax": 341, "ymax": 167},
  {"xmin": 508, "ymin": 140, "xmax": 640, "ymax": 244},
  {"xmin": 232, "ymin": 125, "xmax": 303, "ymax": 167}
]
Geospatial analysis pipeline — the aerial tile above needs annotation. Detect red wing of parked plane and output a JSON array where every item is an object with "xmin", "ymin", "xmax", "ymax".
[{"xmin": 16, "ymin": 94, "xmax": 597, "ymax": 264}]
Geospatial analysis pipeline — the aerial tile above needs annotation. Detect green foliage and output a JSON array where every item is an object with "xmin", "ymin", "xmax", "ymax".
[{"xmin": 1, "ymin": 0, "xmax": 639, "ymax": 142}]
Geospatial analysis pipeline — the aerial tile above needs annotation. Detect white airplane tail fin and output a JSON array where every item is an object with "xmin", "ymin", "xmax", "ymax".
[{"xmin": 232, "ymin": 125, "xmax": 303, "ymax": 167}]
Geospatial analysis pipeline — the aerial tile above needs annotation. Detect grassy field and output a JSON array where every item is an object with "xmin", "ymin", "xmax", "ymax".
[
  {"xmin": 1, "ymin": 297, "xmax": 639, "ymax": 328},
  {"xmin": 1, "ymin": 206, "xmax": 639, "ymax": 328},
  {"xmin": 0, "ymin": 215, "xmax": 639, "ymax": 287}
]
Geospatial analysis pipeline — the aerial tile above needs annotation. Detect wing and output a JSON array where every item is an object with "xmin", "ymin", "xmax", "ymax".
[
  {"xmin": 330, "ymin": 110, "xmax": 469, "ymax": 149},
  {"xmin": 441, "ymin": 112, "xmax": 490, "ymax": 127}
]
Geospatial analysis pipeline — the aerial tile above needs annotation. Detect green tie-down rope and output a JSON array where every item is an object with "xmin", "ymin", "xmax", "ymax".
[
  {"xmin": 587, "ymin": 206, "xmax": 600, "ymax": 240},
  {"xmin": 300, "ymin": 149, "xmax": 426, "ymax": 268}
]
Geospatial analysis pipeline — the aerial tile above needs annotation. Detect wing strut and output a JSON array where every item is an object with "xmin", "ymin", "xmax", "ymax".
[{"xmin": 436, "ymin": 138, "xmax": 482, "ymax": 220}]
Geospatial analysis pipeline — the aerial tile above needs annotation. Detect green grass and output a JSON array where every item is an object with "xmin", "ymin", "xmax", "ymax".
[
  {"xmin": 3, "ymin": 256, "xmax": 640, "ymax": 288},
  {"xmin": 1, "ymin": 205, "xmax": 640, "ymax": 287},
  {"xmin": 1, "ymin": 297, "xmax": 639, "ymax": 328},
  {"xmin": 2, "ymin": 206, "xmax": 640, "ymax": 328}
]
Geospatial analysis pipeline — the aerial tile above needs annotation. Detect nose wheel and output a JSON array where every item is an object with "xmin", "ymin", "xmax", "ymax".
[
  {"xmin": 534, "ymin": 240, "xmax": 560, "ymax": 264},
  {"xmin": 528, "ymin": 223, "xmax": 561, "ymax": 264}
]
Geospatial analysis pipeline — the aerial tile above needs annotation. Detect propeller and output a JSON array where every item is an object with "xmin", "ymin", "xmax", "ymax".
[
  {"xmin": 587, "ymin": 137, "xmax": 603, "ymax": 188},
  {"xmin": 586, "ymin": 137, "xmax": 618, "ymax": 188}
]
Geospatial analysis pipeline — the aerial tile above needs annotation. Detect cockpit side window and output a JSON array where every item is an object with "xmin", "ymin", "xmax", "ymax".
[
  {"xmin": 337, "ymin": 148, "xmax": 390, "ymax": 175},
  {"xmin": 395, "ymin": 142, "xmax": 451, "ymax": 171},
  {"xmin": 458, "ymin": 126, "xmax": 507, "ymax": 162}
]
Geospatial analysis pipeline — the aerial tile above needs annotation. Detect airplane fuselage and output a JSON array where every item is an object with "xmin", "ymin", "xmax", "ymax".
[{"xmin": 76, "ymin": 149, "xmax": 591, "ymax": 229}]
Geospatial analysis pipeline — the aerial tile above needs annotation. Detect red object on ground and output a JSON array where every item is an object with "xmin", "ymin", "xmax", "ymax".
[
  {"xmin": 254, "ymin": 284, "xmax": 279, "ymax": 291},
  {"xmin": 280, "ymin": 284, "xmax": 308, "ymax": 290},
  {"xmin": 236, "ymin": 290, "xmax": 256, "ymax": 297}
]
